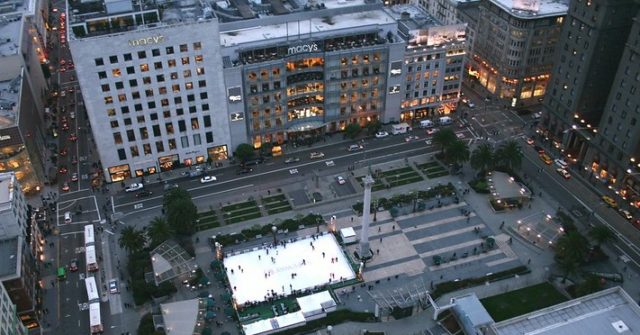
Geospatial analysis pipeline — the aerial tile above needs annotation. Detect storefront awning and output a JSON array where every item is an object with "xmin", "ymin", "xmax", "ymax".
[{"xmin": 287, "ymin": 121, "xmax": 324, "ymax": 132}]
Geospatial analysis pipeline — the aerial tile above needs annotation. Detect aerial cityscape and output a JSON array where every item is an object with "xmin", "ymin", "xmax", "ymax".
[{"xmin": 0, "ymin": 0, "xmax": 639, "ymax": 333}]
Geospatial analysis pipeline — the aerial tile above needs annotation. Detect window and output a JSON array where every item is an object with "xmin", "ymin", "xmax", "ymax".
[
  {"xmin": 113, "ymin": 132, "xmax": 122, "ymax": 144},
  {"xmin": 138, "ymin": 51, "xmax": 147, "ymax": 59},
  {"xmin": 203, "ymin": 115, "xmax": 211, "ymax": 127},
  {"xmin": 156, "ymin": 141, "xmax": 164, "ymax": 153},
  {"xmin": 154, "ymin": 62, "xmax": 163, "ymax": 70},
  {"xmin": 140, "ymin": 64, "xmax": 149, "ymax": 72},
  {"xmin": 152, "ymin": 125, "xmax": 161, "ymax": 137},
  {"xmin": 180, "ymin": 44, "xmax": 188, "ymax": 52},
  {"xmin": 118, "ymin": 94, "xmax": 127, "ymax": 102},
  {"xmin": 168, "ymin": 138, "xmax": 176, "ymax": 150},
  {"xmin": 200, "ymin": 92, "xmax": 207, "ymax": 99},
  {"xmin": 95, "ymin": 58, "xmax": 104, "ymax": 66},
  {"xmin": 112, "ymin": 69, "xmax": 122, "ymax": 77},
  {"xmin": 196, "ymin": 67, "xmax": 205, "ymax": 75},
  {"xmin": 121, "ymin": 106, "xmax": 130, "ymax": 114},
  {"xmin": 191, "ymin": 118, "xmax": 199, "ymax": 129},
  {"xmin": 145, "ymin": 89, "xmax": 154, "ymax": 97},
  {"xmin": 124, "ymin": 118, "xmax": 131, "ymax": 126},
  {"xmin": 187, "ymin": 94, "xmax": 195, "ymax": 102},
  {"xmin": 195, "ymin": 55, "xmax": 203, "ymax": 63},
  {"xmin": 115, "ymin": 82, "xmax": 124, "ymax": 89},
  {"xmin": 198, "ymin": 80, "xmax": 206, "ymax": 88},
  {"xmin": 206, "ymin": 132, "xmax": 213, "ymax": 143},
  {"xmin": 170, "ymin": 72, "xmax": 178, "ymax": 80},
  {"xmin": 193, "ymin": 42, "xmax": 202, "ymax": 50},
  {"xmin": 168, "ymin": 59, "xmax": 176, "ymax": 68},
  {"xmin": 109, "ymin": 55, "xmax": 118, "ymax": 64},
  {"xmin": 202, "ymin": 104, "xmax": 209, "ymax": 111},
  {"xmin": 101, "ymin": 84, "xmax": 110, "ymax": 92},
  {"xmin": 127, "ymin": 129, "xmax": 136, "ymax": 141},
  {"xmin": 126, "ymin": 66, "xmax": 135, "ymax": 75},
  {"xmin": 182, "ymin": 57, "xmax": 190, "ymax": 65},
  {"xmin": 184, "ymin": 70, "xmax": 192, "ymax": 78},
  {"xmin": 166, "ymin": 46, "xmax": 174, "ymax": 54},
  {"xmin": 117, "ymin": 148, "xmax": 126, "ymax": 160},
  {"xmin": 104, "ymin": 96, "xmax": 113, "ymax": 104},
  {"xmin": 130, "ymin": 146, "xmax": 139, "ymax": 157},
  {"xmin": 193, "ymin": 134, "xmax": 201, "ymax": 145},
  {"xmin": 129, "ymin": 79, "xmax": 138, "ymax": 87},
  {"xmin": 150, "ymin": 113, "xmax": 158, "ymax": 120},
  {"xmin": 123, "ymin": 53, "xmax": 132, "ymax": 61},
  {"xmin": 143, "ymin": 143, "xmax": 152, "ymax": 155},
  {"xmin": 178, "ymin": 120, "xmax": 186, "ymax": 132},
  {"xmin": 174, "ymin": 97, "xmax": 182, "ymax": 104},
  {"xmin": 157, "ymin": 74, "xmax": 165, "ymax": 82},
  {"xmin": 172, "ymin": 84, "xmax": 180, "ymax": 93},
  {"xmin": 186, "ymin": 82, "xmax": 194, "ymax": 90},
  {"xmin": 181, "ymin": 136, "xmax": 189, "ymax": 148},
  {"xmin": 110, "ymin": 120, "xmax": 119, "ymax": 128},
  {"xmin": 140, "ymin": 127, "xmax": 148, "ymax": 139},
  {"xmin": 143, "ymin": 77, "xmax": 151, "ymax": 85},
  {"xmin": 107, "ymin": 108, "xmax": 116, "ymax": 116},
  {"xmin": 152, "ymin": 48, "xmax": 160, "ymax": 57},
  {"xmin": 98, "ymin": 71, "xmax": 107, "ymax": 79},
  {"xmin": 165, "ymin": 122, "xmax": 174, "ymax": 134},
  {"xmin": 134, "ymin": 103, "xmax": 143, "ymax": 111},
  {"xmin": 148, "ymin": 101, "xmax": 156, "ymax": 109}
]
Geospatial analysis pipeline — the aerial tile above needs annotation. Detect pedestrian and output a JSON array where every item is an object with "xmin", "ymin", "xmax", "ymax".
[
  {"xmin": 378, "ymin": 227, "xmax": 381, "ymax": 233},
  {"xmin": 379, "ymin": 237, "xmax": 382, "ymax": 243},
  {"xmin": 376, "ymin": 249, "xmax": 379, "ymax": 255},
  {"xmin": 351, "ymin": 217, "xmax": 354, "ymax": 222},
  {"xmin": 500, "ymin": 221, "xmax": 505, "ymax": 229},
  {"xmin": 527, "ymin": 259, "xmax": 531, "ymax": 265}
]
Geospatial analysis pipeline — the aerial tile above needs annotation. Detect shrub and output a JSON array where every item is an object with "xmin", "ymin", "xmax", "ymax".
[{"xmin": 469, "ymin": 178, "xmax": 490, "ymax": 193}]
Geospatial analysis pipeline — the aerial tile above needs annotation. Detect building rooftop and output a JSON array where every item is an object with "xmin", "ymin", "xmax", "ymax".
[
  {"xmin": 150, "ymin": 240, "xmax": 197, "ymax": 285},
  {"xmin": 494, "ymin": 287, "xmax": 640, "ymax": 335},
  {"xmin": 490, "ymin": 0, "xmax": 568, "ymax": 19},
  {"xmin": 488, "ymin": 171, "xmax": 531, "ymax": 200},
  {"xmin": 0, "ymin": 0, "xmax": 33, "ymax": 57},
  {"xmin": 160, "ymin": 298, "xmax": 205, "ymax": 335},
  {"xmin": 0, "ymin": 236, "xmax": 20, "ymax": 280},
  {"xmin": 451, "ymin": 293, "xmax": 494, "ymax": 334},
  {"xmin": 0, "ymin": 76, "xmax": 21, "ymax": 129},
  {"xmin": 0, "ymin": 173, "xmax": 16, "ymax": 213}
]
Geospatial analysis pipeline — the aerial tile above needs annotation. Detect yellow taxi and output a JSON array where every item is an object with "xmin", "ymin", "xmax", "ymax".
[
  {"xmin": 602, "ymin": 195, "xmax": 618, "ymax": 208},
  {"xmin": 539, "ymin": 153, "xmax": 553, "ymax": 165}
]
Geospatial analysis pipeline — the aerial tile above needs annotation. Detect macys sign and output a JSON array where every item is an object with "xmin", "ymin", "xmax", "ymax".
[
  {"xmin": 128, "ymin": 35, "xmax": 165, "ymax": 47},
  {"xmin": 288, "ymin": 42, "xmax": 320, "ymax": 55}
]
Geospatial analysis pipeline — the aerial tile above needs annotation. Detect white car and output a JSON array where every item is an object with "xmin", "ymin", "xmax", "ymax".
[
  {"xmin": 467, "ymin": 100, "xmax": 475, "ymax": 108},
  {"xmin": 347, "ymin": 144, "xmax": 364, "ymax": 152},
  {"xmin": 69, "ymin": 111, "xmax": 75, "ymax": 119},
  {"xmin": 554, "ymin": 159, "xmax": 568, "ymax": 169},
  {"xmin": 336, "ymin": 176, "xmax": 346, "ymax": 185},
  {"xmin": 200, "ymin": 175, "xmax": 217, "ymax": 183},
  {"xmin": 556, "ymin": 168, "xmax": 571, "ymax": 179},
  {"xmin": 125, "ymin": 183, "xmax": 144, "ymax": 192},
  {"xmin": 375, "ymin": 131, "xmax": 389, "ymax": 138},
  {"xmin": 619, "ymin": 209, "xmax": 633, "ymax": 221},
  {"xmin": 108, "ymin": 279, "xmax": 119, "ymax": 294},
  {"xmin": 310, "ymin": 152, "xmax": 325, "ymax": 159}
]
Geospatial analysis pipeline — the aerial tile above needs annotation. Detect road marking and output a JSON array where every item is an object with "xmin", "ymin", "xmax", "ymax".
[
  {"xmin": 289, "ymin": 169, "xmax": 298, "ymax": 175},
  {"xmin": 60, "ymin": 231, "xmax": 84, "ymax": 236},
  {"xmin": 134, "ymin": 203, "xmax": 143, "ymax": 209}
]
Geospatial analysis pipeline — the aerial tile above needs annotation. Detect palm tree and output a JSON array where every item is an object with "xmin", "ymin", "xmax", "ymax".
[
  {"xmin": 495, "ymin": 140, "xmax": 523, "ymax": 170},
  {"xmin": 446, "ymin": 139, "xmax": 470, "ymax": 166},
  {"xmin": 147, "ymin": 217, "xmax": 173, "ymax": 248},
  {"xmin": 119, "ymin": 226, "xmax": 145, "ymax": 254},
  {"xmin": 588, "ymin": 225, "xmax": 614, "ymax": 247},
  {"xmin": 554, "ymin": 231, "xmax": 589, "ymax": 282},
  {"xmin": 432, "ymin": 128, "xmax": 456, "ymax": 155},
  {"xmin": 470, "ymin": 143, "xmax": 494, "ymax": 176}
]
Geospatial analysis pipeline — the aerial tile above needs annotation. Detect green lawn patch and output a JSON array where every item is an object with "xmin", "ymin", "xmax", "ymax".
[
  {"xmin": 417, "ymin": 161, "xmax": 441, "ymax": 169},
  {"xmin": 226, "ymin": 212, "xmax": 262, "ymax": 224},
  {"xmin": 388, "ymin": 175, "xmax": 424, "ymax": 187},
  {"xmin": 222, "ymin": 200, "xmax": 258, "ymax": 212},
  {"xmin": 356, "ymin": 176, "xmax": 386, "ymax": 191},
  {"xmin": 195, "ymin": 221, "xmax": 220, "ymax": 231},
  {"xmin": 223, "ymin": 206, "xmax": 261, "ymax": 219},
  {"xmin": 198, "ymin": 210, "xmax": 216, "ymax": 219},
  {"xmin": 426, "ymin": 170, "xmax": 449, "ymax": 179},
  {"xmin": 267, "ymin": 205, "xmax": 292, "ymax": 215},
  {"xmin": 481, "ymin": 282, "xmax": 567, "ymax": 322},
  {"xmin": 381, "ymin": 166, "xmax": 415, "ymax": 177}
]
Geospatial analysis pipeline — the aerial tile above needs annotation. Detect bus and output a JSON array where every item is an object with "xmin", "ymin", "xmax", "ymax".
[
  {"xmin": 84, "ymin": 224, "xmax": 95, "ymax": 246},
  {"xmin": 85, "ymin": 277, "xmax": 99, "ymax": 303},
  {"xmin": 88, "ymin": 302, "xmax": 103, "ymax": 334},
  {"xmin": 85, "ymin": 245, "xmax": 99, "ymax": 272},
  {"xmin": 57, "ymin": 267, "xmax": 66, "ymax": 280}
]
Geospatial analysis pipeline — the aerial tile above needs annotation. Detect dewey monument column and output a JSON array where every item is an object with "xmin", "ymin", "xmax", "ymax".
[{"xmin": 359, "ymin": 174, "xmax": 374, "ymax": 260}]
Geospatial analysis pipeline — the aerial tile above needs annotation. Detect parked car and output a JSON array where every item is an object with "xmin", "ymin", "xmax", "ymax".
[
  {"xmin": 200, "ymin": 175, "xmax": 217, "ymax": 184},
  {"xmin": 237, "ymin": 167, "xmax": 253, "ymax": 175},
  {"xmin": 336, "ymin": 176, "xmax": 346, "ymax": 185},
  {"xmin": 69, "ymin": 259, "xmax": 78, "ymax": 272},
  {"xmin": 108, "ymin": 279, "xmax": 119, "ymax": 294},
  {"xmin": 556, "ymin": 168, "xmax": 571, "ymax": 179},
  {"xmin": 284, "ymin": 157, "xmax": 300, "ymax": 164},
  {"xmin": 136, "ymin": 190, "xmax": 153, "ymax": 198},
  {"xmin": 71, "ymin": 173, "xmax": 78, "ymax": 182},
  {"xmin": 125, "ymin": 183, "xmax": 144, "ymax": 192},
  {"xmin": 426, "ymin": 128, "xmax": 439, "ymax": 136},
  {"xmin": 347, "ymin": 144, "xmax": 363, "ymax": 152},
  {"xmin": 375, "ymin": 131, "xmax": 389, "ymax": 138},
  {"xmin": 619, "ymin": 209, "xmax": 633, "ymax": 221},
  {"xmin": 58, "ymin": 166, "xmax": 68, "ymax": 174},
  {"xmin": 61, "ymin": 182, "xmax": 70, "ymax": 192},
  {"xmin": 539, "ymin": 153, "xmax": 553, "ymax": 165},
  {"xmin": 310, "ymin": 152, "xmax": 325, "ymax": 159}
]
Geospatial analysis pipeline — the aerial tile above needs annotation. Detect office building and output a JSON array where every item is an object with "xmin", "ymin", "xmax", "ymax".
[
  {"xmin": 466, "ymin": 0, "xmax": 567, "ymax": 105},
  {"xmin": 68, "ymin": 0, "xmax": 466, "ymax": 181},
  {"xmin": 0, "ymin": 281, "xmax": 27, "ymax": 335},
  {"xmin": 582, "ymin": 10, "xmax": 640, "ymax": 206},
  {"xmin": 540, "ymin": 0, "xmax": 638, "ymax": 165},
  {"xmin": 0, "ymin": 173, "xmax": 29, "ymax": 240},
  {"xmin": 0, "ymin": 236, "xmax": 39, "ymax": 330},
  {"xmin": 0, "ymin": 0, "xmax": 53, "ymax": 194}
]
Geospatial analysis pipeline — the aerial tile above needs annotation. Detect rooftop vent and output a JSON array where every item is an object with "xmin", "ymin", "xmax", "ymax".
[{"xmin": 612, "ymin": 320, "xmax": 629, "ymax": 333}]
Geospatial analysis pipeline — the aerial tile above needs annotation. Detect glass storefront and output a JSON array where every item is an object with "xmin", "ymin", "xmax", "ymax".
[
  {"xmin": 159, "ymin": 154, "xmax": 179, "ymax": 172},
  {"xmin": 0, "ymin": 144, "xmax": 40, "ymax": 194},
  {"xmin": 108, "ymin": 164, "xmax": 131, "ymax": 182},
  {"xmin": 208, "ymin": 145, "xmax": 228, "ymax": 161}
]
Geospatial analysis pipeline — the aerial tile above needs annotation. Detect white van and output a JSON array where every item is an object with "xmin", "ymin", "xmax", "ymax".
[
  {"xmin": 420, "ymin": 120, "xmax": 434, "ymax": 128},
  {"xmin": 64, "ymin": 212, "xmax": 72, "ymax": 224},
  {"xmin": 439, "ymin": 116, "xmax": 453, "ymax": 125}
]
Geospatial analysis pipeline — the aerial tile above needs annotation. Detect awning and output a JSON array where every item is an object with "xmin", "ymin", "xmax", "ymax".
[{"xmin": 287, "ymin": 121, "xmax": 324, "ymax": 132}]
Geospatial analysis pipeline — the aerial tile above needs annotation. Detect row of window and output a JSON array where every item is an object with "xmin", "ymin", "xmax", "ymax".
[
  {"xmin": 115, "ymin": 131, "xmax": 214, "ymax": 161},
  {"xmin": 98, "ymin": 65, "xmax": 205, "ymax": 80},
  {"xmin": 106, "ymin": 103, "xmax": 210, "ymax": 120},
  {"xmin": 104, "ymin": 87, "xmax": 208, "ymax": 105},
  {"xmin": 94, "ymin": 43, "xmax": 203, "ymax": 66}
]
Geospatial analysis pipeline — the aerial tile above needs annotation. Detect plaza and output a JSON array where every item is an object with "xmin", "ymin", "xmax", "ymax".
[{"xmin": 223, "ymin": 233, "xmax": 356, "ymax": 307}]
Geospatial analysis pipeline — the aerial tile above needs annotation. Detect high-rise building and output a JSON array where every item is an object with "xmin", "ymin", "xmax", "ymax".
[
  {"xmin": 582, "ymin": 10, "xmax": 640, "ymax": 206},
  {"xmin": 68, "ymin": 0, "xmax": 466, "ymax": 182},
  {"xmin": 0, "ymin": 281, "xmax": 28, "ymax": 335},
  {"xmin": 0, "ymin": 173, "xmax": 29, "ymax": 240},
  {"xmin": 0, "ymin": 0, "xmax": 52, "ymax": 194},
  {"xmin": 467, "ymin": 0, "xmax": 567, "ymax": 105},
  {"xmin": 540, "ymin": 0, "xmax": 638, "ymax": 163}
]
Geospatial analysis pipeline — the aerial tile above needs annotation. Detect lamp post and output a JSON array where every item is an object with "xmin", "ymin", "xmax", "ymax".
[{"xmin": 271, "ymin": 225, "xmax": 277, "ymax": 244}]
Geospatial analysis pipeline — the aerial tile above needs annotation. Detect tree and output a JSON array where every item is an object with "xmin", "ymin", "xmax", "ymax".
[
  {"xmin": 588, "ymin": 225, "xmax": 614, "ymax": 247},
  {"xmin": 554, "ymin": 231, "xmax": 589, "ymax": 282},
  {"xmin": 432, "ymin": 128, "xmax": 456, "ymax": 155},
  {"xmin": 495, "ymin": 140, "xmax": 523, "ymax": 171},
  {"xmin": 119, "ymin": 226, "xmax": 145, "ymax": 254},
  {"xmin": 470, "ymin": 143, "xmax": 494, "ymax": 176},
  {"xmin": 163, "ymin": 188, "xmax": 191, "ymax": 208},
  {"xmin": 147, "ymin": 217, "xmax": 173, "ymax": 248},
  {"xmin": 234, "ymin": 143, "xmax": 255, "ymax": 162},
  {"xmin": 366, "ymin": 120, "xmax": 382, "ymax": 135},
  {"xmin": 164, "ymin": 189, "xmax": 198, "ymax": 236},
  {"xmin": 446, "ymin": 139, "xmax": 470, "ymax": 166},
  {"xmin": 344, "ymin": 123, "xmax": 362, "ymax": 139}
]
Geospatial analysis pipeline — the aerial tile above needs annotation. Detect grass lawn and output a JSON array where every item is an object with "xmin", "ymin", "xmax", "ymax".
[
  {"xmin": 267, "ymin": 205, "xmax": 292, "ymax": 215},
  {"xmin": 417, "ymin": 161, "xmax": 441, "ymax": 169},
  {"xmin": 222, "ymin": 200, "xmax": 258, "ymax": 212},
  {"xmin": 426, "ymin": 170, "xmax": 449, "ymax": 179},
  {"xmin": 381, "ymin": 166, "xmax": 415, "ymax": 177},
  {"xmin": 223, "ymin": 206, "xmax": 261, "ymax": 218},
  {"xmin": 481, "ymin": 282, "xmax": 567, "ymax": 322},
  {"xmin": 226, "ymin": 212, "xmax": 262, "ymax": 224}
]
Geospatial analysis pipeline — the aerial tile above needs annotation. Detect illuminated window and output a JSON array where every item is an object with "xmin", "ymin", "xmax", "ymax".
[
  {"xmin": 166, "ymin": 46, "xmax": 174, "ymax": 54},
  {"xmin": 196, "ymin": 67, "xmax": 205, "ymax": 75},
  {"xmin": 130, "ymin": 146, "xmax": 139, "ymax": 157},
  {"xmin": 159, "ymin": 87, "xmax": 167, "ymax": 95},
  {"xmin": 104, "ymin": 96, "xmax": 113, "ymax": 104},
  {"xmin": 143, "ymin": 144, "xmax": 152, "ymax": 155},
  {"xmin": 168, "ymin": 59, "xmax": 176, "ymax": 68},
  {"xmin": 185, "ymin": 82, "xmax": 193, "ymax": 90},
  {"xmin": 107, "ymin": 108, "xmax": 116, "ymax": 116},
  {"xmin": 172, "ymin": 84, "xmax": 180, "ymax": 93},
  {"xmin": 195, "ymin": 55, "xmax": 203, "ymax": 63},
  {"xmin": 193, "ymin": 42, "xmax": 202, "ymax": 50},
  {"xmin": 168, "ymin": 139, "xmax": 176, "ymax": 150},
  {"xmin": 112, "ymin": 69, "xmax": 121, "ymax": 77},
  {"xmin": 154, "ymin": 62, "xmax": 163, "ymax": 70},
  {"xmin": 180, "ymin": 44, "xmax": 188, "ymax": 52},
  {"xmin": 145, "ymin": 89, "xmax": 154, "ymax": 97},
  {"xmin": 181, "ymin": 57, "xmax": 190, "ymax": 65},
  {"xmin": 113, "ymin": 132, "xmax": 122, "ymax": 144},
  {"xmin": 191, "ymin": 118, "xmax": 199, "ymax": 129},
  {"xmin": 171, "ymin": 72, "xmax": 178, "ymax": 80},
  {"xmin": 184, "ymin": 70, "xmax": 192, "ymax": 78},
  {"xmin": 110, "ymin": 120, "xmax": 119, "ymax": 128},
  {"xmin": 143, "ymin": 77, "xmax": 151, "ymax": 84},
  {"xmin": 118, "ymin": 94, "xmax": 127, "ymax": 102},
  {"xmin": 140, "ymin": 64, "xmax": 149, "ymax": 72}
]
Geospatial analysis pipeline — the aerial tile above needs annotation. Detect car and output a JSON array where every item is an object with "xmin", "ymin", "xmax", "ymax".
[
  {"xmin": 69, "ymin": 259, "xmax": 78, "ymax": 272},
  {"xmin": 59, "ymin": 66, "xmax": 66, "ymax": 73},
  {"xmin": 60, "ymin": 59, "xmax": 66, "ymax": 66},
  {"xmin": 336, "ymin": 176, "xmax": 346, "ymax": 185},
  {"xmin": 68, "ymin": 133, "xmax": 77, "ymax": 142},
  {"xmin": 602, "ymin": 195, "xmax": 618, "ymax": 208},
  {"xmin": 163, "ymin": 182, "xmax": 179, "ymax": 191},
  {"xmin": 136, "ymin": 190, "xmax": 153, "ymax": 198},
  {"xmin": 71, "ymin": 173, "xmax": 78, "ymax": 182},
  {"xmin": 60, "ymin": 90, "xmax": 66, "ymax": 98},
  {"xmin": 200, "ymin": 175, "xmax": 217, "ymax": 183},
  {"xmin": 61, "ymin": 182, "xmax": 70, "ymax": 192},
  {"xmin": 556, "ymin": 168, "xmax": 571, "ymax": 179},
  {"xmin": 619, "ymin": 209, "xmax": 633, "ymax": 220},
  {"xmin": 554, "ymin": 159, "xmax": 568, "ymax": 169},
  {"xmin": 69, "ymin": 111, "xmax": 75, "ymax": 119},
  {"xmin": 347, "ymin": 144, "xmax": 363, "ymax": 152},
  {"xmin": 405, "ymin": 135, "xmax": 419, "ymax": 142},
  {"xmin": 484, "ymin": 96, "xmax": 492, "ymax": 102},
  {"xmin": 539, "ymin": 153, "xmax": 553, "ymax": 165},
  {"xmin": 284, "ymin": 157, "xmax": 300, "ymax": 164},
  {"xmin": 310, "ymin": 152, "xmax": 325, "ymax": 159},
  {"xmin": 61, "ymin": 122, "xmax": 69, "ymax": 131},
  {"xmin": 125, "ymin": 183, "xmax": 144, "ymax": 192},
  {"xmin": 58, "ymin": 166, "xmax": 68, "ymax": 174},
  {"xmin": 532, "ymin": 112, "xmax": 542, "ymax": 119},
  {"xmin": 237, "ymin": 167, "xmax": 253, "ymax": 175},
  {"xmin": 66, "ymin": 63, "xmax": 74, "ymax": 70},
  {"xmin": 108, "ymin": 279, "xmax": 119, "ymax": 294},
  {"xmin": 59, "ymin": 147, "xmax": 68, "ymax": 156},
  {"xmin": 467, "ymin": 100, "xmax": 475, "ymax": 108},
  {"xmin": 52, "ymin": 7, "xmax": 58, "ymax": 12},
  {"xmin": 533, "ymin": 145, "xmax": 545, "ymax": 154},
  {"xmin": 375, "ymin": 131, "xmax": 389, "ymax": 138},
  {"xmin": 426, "ymin": 128, "xmax": 439, "ymax": 136},
  {"xmin": 71, "ymin": 155, "xmax": 78, "ymax": 165},
  {"xmin": 526, "ymin": 138, "xmax": 535, "ymax": 145}
]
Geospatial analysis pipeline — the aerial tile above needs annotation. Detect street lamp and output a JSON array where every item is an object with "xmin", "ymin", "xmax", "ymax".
[{"xmin": 271, "ymin": 225, "xmax": 277, "ymax": 244}]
